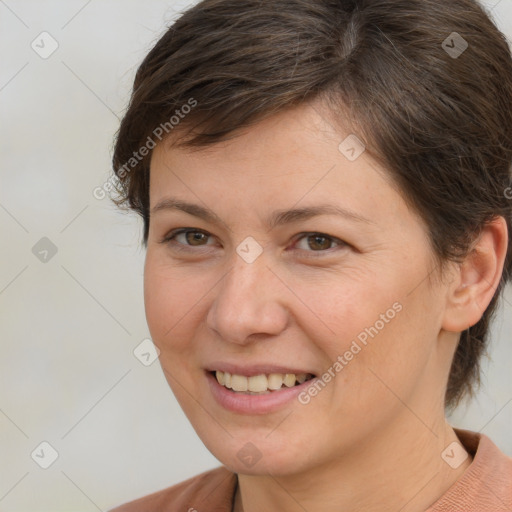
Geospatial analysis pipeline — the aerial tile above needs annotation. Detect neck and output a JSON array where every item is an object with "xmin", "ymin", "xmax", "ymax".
[{"xmin": 234, "ymin": 416, "xmax": 472, "ymax": 512}]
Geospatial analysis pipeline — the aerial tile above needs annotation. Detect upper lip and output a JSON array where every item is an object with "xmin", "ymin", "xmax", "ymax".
[{"xmin": 204, "ymin": 363, "xmax": 316, "ymax": 377}]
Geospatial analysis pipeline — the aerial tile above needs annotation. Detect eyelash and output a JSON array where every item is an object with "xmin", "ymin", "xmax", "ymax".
[{"xmin": 159, "ymin": 228, "xmax": 347, "ymax": 258}]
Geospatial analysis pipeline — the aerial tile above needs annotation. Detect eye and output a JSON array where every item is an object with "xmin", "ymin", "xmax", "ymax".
[
  {"xmin": 160, "ymin": 229, "xmax": 347, "ymax": 257},
  {"xmin": 292, "ymin": 232, "xmax": 346, "ymax": 256},
  {"xmin": 160, "ymin": 228, "xmax": 216, "ymax": 250}
]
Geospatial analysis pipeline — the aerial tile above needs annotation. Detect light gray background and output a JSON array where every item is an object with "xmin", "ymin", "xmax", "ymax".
[{"xmin": 0, "ymin": 1, "xmax": 511, "ymax": 511}]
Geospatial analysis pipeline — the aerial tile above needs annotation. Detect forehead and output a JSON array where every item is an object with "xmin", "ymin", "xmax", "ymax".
[
  {"xmin": 152, "ymin": 103, "xmax": 375, "ymax": 186},
  {"xmin": 148, "ymin": 101, "xmax": 406, "ymax": 228}
]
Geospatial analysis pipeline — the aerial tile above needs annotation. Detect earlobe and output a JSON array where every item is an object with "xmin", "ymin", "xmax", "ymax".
[{"xmin": 442, "ymin": 217, "xmax": 508, "ymax": 333}]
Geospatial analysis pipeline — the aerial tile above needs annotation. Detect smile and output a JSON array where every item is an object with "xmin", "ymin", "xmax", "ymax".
[
  {"xmin": 206, "ymin": 368, "xmax": 319, "ymax": 414},
  {"xmin": 214, "ymin": 371, "xmax": 315, "ymax": 394}
]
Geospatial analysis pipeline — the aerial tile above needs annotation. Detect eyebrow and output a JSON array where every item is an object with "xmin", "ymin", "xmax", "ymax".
[{"xmin": 150, "ymin": 197, "xmax": 374, "ymax": 229}]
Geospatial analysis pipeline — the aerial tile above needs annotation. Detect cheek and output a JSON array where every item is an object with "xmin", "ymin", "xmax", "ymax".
[
  {"xmin": 143, "ymin": 255, "xmax": 207, "ymax": 414},
  {"xmin": 143, "ymin": 253, "xmax": 203, "ymax": 353},
  {"xmin": 303, "ymin": 265, "xmax": 437, "ymax": 396},
  {"xmin": 331, "ymin": 293, "xmax": 439, "ymax": 417},
  {"xmin": 300, "ymin": 270, "xmax": 403, "ymax": 356}
]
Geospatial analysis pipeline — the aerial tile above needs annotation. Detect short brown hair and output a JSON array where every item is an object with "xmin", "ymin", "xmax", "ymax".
[{"xmin": 112, "ymin": 0, "xmax": 512, "ymax": 410}]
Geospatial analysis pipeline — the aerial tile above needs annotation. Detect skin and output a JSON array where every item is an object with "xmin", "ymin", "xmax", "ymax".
[{"xmin": 144, "ymin": 100, "xmax": 508, "ymax": 512}]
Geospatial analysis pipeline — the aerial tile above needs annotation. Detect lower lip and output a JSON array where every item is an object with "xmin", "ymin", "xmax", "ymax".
[{"xmin": 205, "ymin": 371, "xmax": 317, "ymax": 415}]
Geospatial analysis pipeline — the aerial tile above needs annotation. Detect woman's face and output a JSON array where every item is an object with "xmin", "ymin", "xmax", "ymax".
[{"xmin": 144, "ymin": 102, "xmax": 455, "ymax": 475}]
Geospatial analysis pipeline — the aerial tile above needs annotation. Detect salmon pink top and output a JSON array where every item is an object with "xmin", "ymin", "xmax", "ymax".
[{"xmin": 110, "ymin": 429, "xmax": 512, "ymax": 512}]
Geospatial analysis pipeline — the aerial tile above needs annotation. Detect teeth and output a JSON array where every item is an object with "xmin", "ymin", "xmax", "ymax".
[
  {"xmin": 248, "ymin": 374, "xmax": 268, "ymax": 392},
  {"xmin": 214, "ymin": 371, "xmax": 312, "ymax": 392},
  {"xmin": 268, "ymin": 373, "xmax": 284, "ymax": 390},
  {"xmin": 283, "ymin": 373, "xmax": 296, "ymax": 387},
  {"xmin": 296, "ymin": 373, "xmax": 307, "ymax": 384},
  {"xmin": 231, "ymin": 374, "xmax": 248, "ymax": 392}
]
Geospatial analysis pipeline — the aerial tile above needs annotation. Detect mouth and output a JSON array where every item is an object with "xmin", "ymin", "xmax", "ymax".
[
  {"xmin": 204, "ymin": 364, "xmax": 319, "ymax": 414},
  {"xmin": 211, "ymin": 370, "xmax": 316, "ymax": 395}
]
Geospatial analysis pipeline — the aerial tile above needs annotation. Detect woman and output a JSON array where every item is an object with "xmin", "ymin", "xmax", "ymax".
[{"xmin": 109, "ymin": 0, "xmax": 512, "ymax": 510}]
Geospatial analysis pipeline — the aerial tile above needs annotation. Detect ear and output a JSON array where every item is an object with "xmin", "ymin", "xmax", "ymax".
[{"xmin": 442, "ymin": 216, "xmax": 508, "ymax": 333}]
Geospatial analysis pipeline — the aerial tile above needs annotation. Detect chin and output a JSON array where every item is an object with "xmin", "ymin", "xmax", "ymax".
[{"xmin": 202, "ymin": 433, "xmax": 316, "ymax": 477}]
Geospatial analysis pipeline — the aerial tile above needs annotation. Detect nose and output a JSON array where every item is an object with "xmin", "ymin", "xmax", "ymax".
[{"xmin": 206, "ymin": 249, "xmax": 289, "ymax": 345}]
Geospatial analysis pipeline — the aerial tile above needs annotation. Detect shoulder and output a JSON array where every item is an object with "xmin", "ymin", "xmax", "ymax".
[
  {"xmin": 427, "ymin": 429, "xmax": 512, "ymax": 511},
  {"xmin": 108, "ymin": 466, "xmax": 237, "ymax": 512}
]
